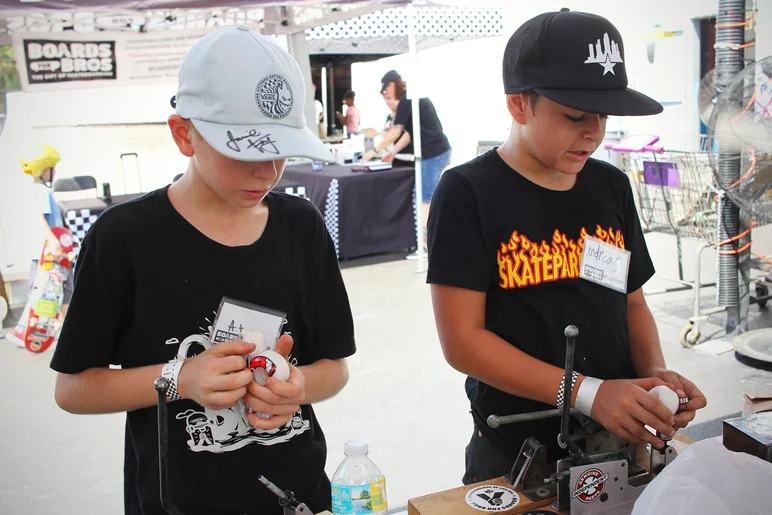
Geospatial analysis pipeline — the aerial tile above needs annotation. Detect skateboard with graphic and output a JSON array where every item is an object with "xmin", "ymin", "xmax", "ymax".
[{"xmin": 7, "ymin": 227, "xmax": 75, "ymax": 353}]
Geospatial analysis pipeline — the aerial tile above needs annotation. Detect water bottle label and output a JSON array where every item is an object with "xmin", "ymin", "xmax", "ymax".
[{"xmin": 331, "ymin": 479, "xmax": 387, "ymax": 514}]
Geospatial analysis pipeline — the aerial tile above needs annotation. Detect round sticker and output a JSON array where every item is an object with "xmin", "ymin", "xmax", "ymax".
[
  {"xmin": 572, "ymin": 468, "xmax": 609, "ymax": 503},
  {"xmin": 464, "ymin": 485, "xmax": 520, "ymax": 512},
  {"xmin": 255, "ymin": 74, "xmax": 293, "ymax": 119}
]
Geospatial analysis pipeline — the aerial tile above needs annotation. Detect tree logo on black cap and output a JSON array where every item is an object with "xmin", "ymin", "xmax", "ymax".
[
  {"xmin": 255, "ymin": 74, "xmax": 293, "ymax": 119},
  {"xmin": 584, "ymin": 33, "xmax": 623, "ymax": 76}
]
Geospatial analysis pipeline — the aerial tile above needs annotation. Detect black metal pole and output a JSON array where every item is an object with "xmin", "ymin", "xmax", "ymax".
[
  {"xmin": 154, "ymin": 378, "xmax": 185, "ymax": 515},
  {"xmin": 715, "ymin": 0, "xmax": 746, "ymax": 332},
  {"xmin": 560, "ymin": 325, "xmax": 577, "ymax": 444}
]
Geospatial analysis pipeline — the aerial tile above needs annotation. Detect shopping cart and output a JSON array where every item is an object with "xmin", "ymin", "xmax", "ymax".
[{"xmin": 608, "ymin": 135, "xmax": 730, "ymax": 347}]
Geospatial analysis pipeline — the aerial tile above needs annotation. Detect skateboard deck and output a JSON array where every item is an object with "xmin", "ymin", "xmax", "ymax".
[{"xmin": 7, "ymin": 227, "xmax": 75, "ymax": 353}]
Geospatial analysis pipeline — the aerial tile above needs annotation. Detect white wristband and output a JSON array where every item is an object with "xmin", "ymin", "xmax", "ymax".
[
  {"xmin": 161, "ymin": 359, "xmax": 185, "ymax": 402},
  {"xmin": 575, "ymin": 376, "xmax": 604, "ymax": 417}
]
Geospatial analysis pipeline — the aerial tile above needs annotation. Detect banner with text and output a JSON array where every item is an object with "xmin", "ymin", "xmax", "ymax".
[{"xmin": 12, "ymin": 29, "xmax": 211, "ymax": 92}]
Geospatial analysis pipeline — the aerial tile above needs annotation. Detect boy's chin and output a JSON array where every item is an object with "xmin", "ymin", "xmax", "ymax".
[{"xmin": 552, "ymin": 162, "xmax": 586, "ymax": 176}]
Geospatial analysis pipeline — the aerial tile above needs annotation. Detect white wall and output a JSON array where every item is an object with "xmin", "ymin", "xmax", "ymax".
[
  {"xmin": 348, "ymin": 0, "xmax": 720, "ymax": 168},
  {"xmin": 757, "ymin": 0, "xmax": 772, "ymax": 60},
  {"xmin": 0, "ymin": 92, "xmax": 188, "ymax": 269}
]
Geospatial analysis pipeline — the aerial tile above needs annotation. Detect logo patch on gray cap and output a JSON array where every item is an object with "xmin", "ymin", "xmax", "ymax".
[{"xmin": 255, "ymin": 74, "xmax": 293, "ymax": 119}]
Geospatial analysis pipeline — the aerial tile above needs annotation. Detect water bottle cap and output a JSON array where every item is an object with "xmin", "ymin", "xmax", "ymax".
[{"xmin": 344, "ymin": 439, "xmax": 369, "ymax": 456}]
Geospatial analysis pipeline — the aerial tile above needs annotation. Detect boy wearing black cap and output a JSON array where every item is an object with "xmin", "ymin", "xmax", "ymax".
[{"xmin": 427, "ymin": 10, "xmax": 706, "ymax": 484}]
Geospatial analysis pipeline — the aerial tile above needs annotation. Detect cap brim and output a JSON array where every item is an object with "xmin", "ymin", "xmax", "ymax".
[
  {"xmin": 534, "ymin": 87, "xmax": 663, "ymax": 116},
  {"xmin": 191, "ymin": 119, "xmax": 335, "ymax": 163}
]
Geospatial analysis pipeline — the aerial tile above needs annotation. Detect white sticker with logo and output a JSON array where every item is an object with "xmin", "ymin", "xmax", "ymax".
[
  {"xmin": 579, "ymin": 236, "xmax": 630, "ymax": 293},
  {"xmin": 572, "ymin": 468, "xmax": 609, "ymax": 503},
  {"xmin": 464, "ymin": 485, "xmax": 520, "ymax": 512},
  {"xmin": 585, "ymin": 32, "xmax": 623, "ymax": 75},
  {"xmin": 255, "ymin": 73, "xmax": 293, "ymax": 119}
]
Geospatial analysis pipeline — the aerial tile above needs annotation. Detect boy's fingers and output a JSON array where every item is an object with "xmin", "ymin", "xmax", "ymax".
[
  {"xmin": 206, "ymin": 388, "xmax": 248, "ymax": 411},
  {"xmin": 246, "ymin": 411, "xmax": 293, "ymax": 431},
  {"xmin": 209, "ymin": 369, "xmax": 253, "ymax": 391},
  {"xmin": 211, "ymin": 339, "xmax": 256, "ymax": 357},
  {"xmin": 621, "ymin": 418, "xmax": 664, "ymax": 449},
  {"xmin": 637, "ymin": 390, "xmax": 676, "ymax": 425},
  {"xmin": 265, "ymin": 376, "xmax": 300, "ymax": 399},
  {"xmin": 273, "ymin": 334, "xmax": 294, "ymax": 360},
  {"xmin": 243, "ymin": 393, "xmax": 299, "ymax": 417},
  {"xmin": 631, "ymin": 377, "xmax": 671, "ymax": 391},
  {"xmin": 246, "ymin": 381, "xmax": 286, "ymax": 405},
  {"xmin": 248, "ymin": 379, "xmax": 299, "ymax": 404},
  {"xmin": 682, "ymin": 381, "xmax": 707, "ymax": 410},
  {"xmin": 211, "ymin": 355, "xmax": 249, "ymax": 375},
  {"xmin": 673, "ymin": 410, "xmax": 696, "ymax": 429}
]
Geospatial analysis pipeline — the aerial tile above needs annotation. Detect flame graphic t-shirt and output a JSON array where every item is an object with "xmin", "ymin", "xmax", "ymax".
[
  {"xmin": 51, "ymin": 188, "xmax": 355, "ymax": 515},
  {"xmin": 427, "ymin": 150, "xmax": 654, "ymax": 461}
]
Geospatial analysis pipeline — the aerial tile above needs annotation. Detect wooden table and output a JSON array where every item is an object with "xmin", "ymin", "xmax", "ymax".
[{"xmin": 407, "ymin": 436, "xmax": 694, "ymax": 515}]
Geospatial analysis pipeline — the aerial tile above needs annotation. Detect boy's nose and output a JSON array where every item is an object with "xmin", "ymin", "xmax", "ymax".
[
  {"xmin": 251, "ymin": 161, "xmax": 277, "ymax": 179},
  {"xmin": 583, "ymin": 115, "xmax": 606, "ymax": 142}
]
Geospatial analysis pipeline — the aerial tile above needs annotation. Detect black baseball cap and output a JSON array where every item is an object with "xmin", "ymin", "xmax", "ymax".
[
  {"xmin": 503, "ymin": 9, "xmax": 662, "ymax": 116},
  {"xmin": 380, "ymin": 70, "xmax": 401, "ymax": 93}
]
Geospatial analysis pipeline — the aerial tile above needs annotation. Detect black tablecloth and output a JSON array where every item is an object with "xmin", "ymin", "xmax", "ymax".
[
  {"xmin": 59, "ymin": 193, "xmax": 146, "ymax": 242},
  {"xmin": 282, "ymin": 162, "xmax": 416, "ymax": 259},
  {"xmin": 59, "ymin": 179, "xmax": 306, "ymax": 242},
  {"xmin": 60, "ymin": 193, "xmax": 145, "ymax": 214}
]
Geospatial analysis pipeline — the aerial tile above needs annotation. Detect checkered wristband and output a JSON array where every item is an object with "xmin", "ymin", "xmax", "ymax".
[
  {"xmin": 556, "ymin": 371, "xmax": 579, "ymax": 410},
  {"xmin": 161, "ymin": 359, "xmax": 185, "ymax": 402}
]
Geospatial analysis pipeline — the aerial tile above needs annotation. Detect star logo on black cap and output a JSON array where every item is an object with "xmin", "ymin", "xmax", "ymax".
[{"xmin": 585, "ymin": 33, "xmax": 623, "ymax": 76}]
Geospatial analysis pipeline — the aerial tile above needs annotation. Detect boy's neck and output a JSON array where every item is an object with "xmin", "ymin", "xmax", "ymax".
[
  {"xmin": 497, "ymin": 138, "xmax": 577, "ymax": 192},
  {"xmin": 167, "ymin": 169, "xmax": 269, "ymax": 247}
]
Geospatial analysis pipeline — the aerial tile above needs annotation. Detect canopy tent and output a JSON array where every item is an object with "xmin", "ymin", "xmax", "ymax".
[{"xmin": 0, "ymin": 0, "xmax": 504, "ymax": 270}]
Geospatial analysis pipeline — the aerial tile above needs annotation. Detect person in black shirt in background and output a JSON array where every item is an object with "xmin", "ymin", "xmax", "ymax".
[
  {"xmin": 51, "ymin": 26, "xmax": 355, "ymax": 515},
  {"xmin": 362, "ymin": 70, "xmax": 452, "ymax": 253},
  {"xmin": 426, "ymin": 9, "xmax": 706, "ymax": 485}
]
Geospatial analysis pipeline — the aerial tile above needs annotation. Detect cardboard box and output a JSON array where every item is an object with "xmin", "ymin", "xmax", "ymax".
[{"xmin": 743, "ymin": 393, "xmax": 772, "ymax": 416}]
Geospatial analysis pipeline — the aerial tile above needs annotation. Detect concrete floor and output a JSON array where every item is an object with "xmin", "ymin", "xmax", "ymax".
[{"xmin": 1, "ymin": 229, "xmax": 771, "ymax": 514}]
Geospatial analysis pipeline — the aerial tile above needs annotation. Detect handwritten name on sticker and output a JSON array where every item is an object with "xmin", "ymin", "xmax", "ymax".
[
  {"xmin": 579, "ymin": 236, "xmax": 630, "ymax": 293},
  {"xmin": 226, "ymin": 129, "xmax": 279, "ymax": 155}
]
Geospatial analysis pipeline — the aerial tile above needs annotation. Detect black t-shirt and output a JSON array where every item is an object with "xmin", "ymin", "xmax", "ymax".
[
  {"xmin": 426, "ymin": 150, "xmax": 654, "ymax": 461},
  {"xmin": 51, "ymin": 187, "xmax": 356, "ymax": 515},
  {"xmin": 394, "ymin": 96, "xmax": 451, "ymax": 160}
]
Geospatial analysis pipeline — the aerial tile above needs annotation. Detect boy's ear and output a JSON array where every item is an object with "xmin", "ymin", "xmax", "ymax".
[
  {"xmin": 168, "ymin": 114, "xmax": 195, "ymax": 157},
  {"xmin": 506, "ymin": 93, "xmax": 528, "ymax": 125}
]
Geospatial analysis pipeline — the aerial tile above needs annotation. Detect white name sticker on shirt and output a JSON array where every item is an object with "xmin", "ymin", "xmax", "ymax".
[{"xmin": 579, "ymin": 236, "xmax": 631, "ymax": 293}]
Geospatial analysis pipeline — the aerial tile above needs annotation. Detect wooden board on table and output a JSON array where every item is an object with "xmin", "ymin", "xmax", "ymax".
[
  {"xmin": 407, "ymin": 434, "xmax": 695, "ymax": 515},
  {"xmin": 407, "ymin": 476, "xmax": 552, "ymax": 515}
]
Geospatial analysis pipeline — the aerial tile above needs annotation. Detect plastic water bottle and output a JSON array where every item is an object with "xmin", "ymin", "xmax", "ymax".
[{"xmin": 331, "ymin": 440, "xmax": 388, "ymax": 514}]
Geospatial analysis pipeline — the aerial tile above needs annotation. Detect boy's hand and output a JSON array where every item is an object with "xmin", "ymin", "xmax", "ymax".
[
  {"xmin": 176, "ymin": 339, "xmax": 255, "ymax": 411},
  {"xmin": 590, "ymin": 377, "xmax": 678, "ymax": 449},
  {"xmin": 650, "ymin": 368, "xmax": 707, "ymax": 428},
  {"xmin": 360, "ymin": 150, "xmax": 376, "ymax": 162},
  {"xmin": 382, "ymin": 152, "xmax": 395, "ymax": 163},
  {"xmin": 244, "ymin": 334, "xmax": 307, "ymax": 431}
]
